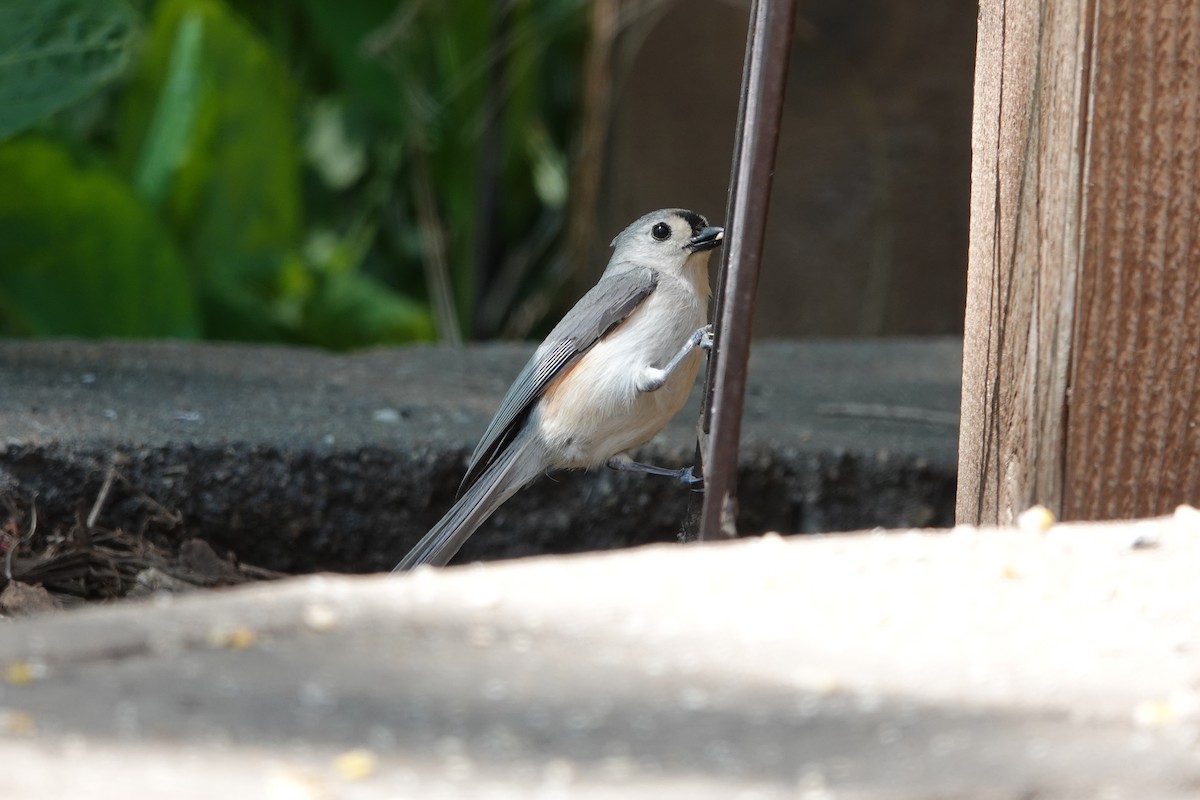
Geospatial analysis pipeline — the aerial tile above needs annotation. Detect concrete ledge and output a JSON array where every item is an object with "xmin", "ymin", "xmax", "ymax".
[
  {"xmin": 1, "ymin": 518, "xmax": 1198, "ymax": 798},
  {"xmin": 0, "ymin": 339, "xmax": 960, "ymax": 570}
]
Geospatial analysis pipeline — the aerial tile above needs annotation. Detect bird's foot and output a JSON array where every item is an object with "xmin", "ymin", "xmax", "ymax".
[{"xmin": 606, "ymin": 455, "xmax": 705, "ymax": 490}]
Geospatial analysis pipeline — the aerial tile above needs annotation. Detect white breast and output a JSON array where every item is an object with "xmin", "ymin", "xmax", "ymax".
[{"xmin": 536, "ymin": 273, "xmax": 708, "ymax": 468}]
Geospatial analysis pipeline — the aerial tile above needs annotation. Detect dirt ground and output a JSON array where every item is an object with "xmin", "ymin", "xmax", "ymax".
[{"xmin": 0, "ymin": 481, "xmax": 281, "ymax": 615}]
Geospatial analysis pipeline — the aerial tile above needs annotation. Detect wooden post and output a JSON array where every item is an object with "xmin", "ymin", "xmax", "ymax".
[{"xmin": 959, "ymin": 0, "xmax": 1200, "ymax": 525}]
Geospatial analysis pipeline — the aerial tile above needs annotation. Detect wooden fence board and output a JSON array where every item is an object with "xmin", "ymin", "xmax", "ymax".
[{"xmin": 959, "ymin": 0, "xmax": 1200, "ymax": 524}]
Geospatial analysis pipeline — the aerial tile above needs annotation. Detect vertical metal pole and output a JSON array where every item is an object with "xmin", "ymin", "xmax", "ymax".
[{"xmin": 698, "ymin": 0, "xmax": 797, "ymax": 540}]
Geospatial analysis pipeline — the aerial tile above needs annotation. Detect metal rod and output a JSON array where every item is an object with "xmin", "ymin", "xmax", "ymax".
[{"xmin": 698, "ymin": 0, "xmax": 797, "ymax": 541}]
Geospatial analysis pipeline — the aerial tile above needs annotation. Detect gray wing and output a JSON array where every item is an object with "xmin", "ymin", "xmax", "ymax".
[{"xmin": 459, "ymin": 267, "xmax": 659, "ymax": 494}]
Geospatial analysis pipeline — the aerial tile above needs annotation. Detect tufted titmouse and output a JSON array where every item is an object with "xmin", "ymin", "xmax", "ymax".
[{"xmin": 393, "ymin": 208, "xmax": 724, "ymax": 570}]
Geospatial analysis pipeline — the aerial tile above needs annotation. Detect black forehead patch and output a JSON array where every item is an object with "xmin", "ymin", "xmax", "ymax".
[{"xmin": 676, "ymin": 209, "xmax": 709, "ymax": 234}]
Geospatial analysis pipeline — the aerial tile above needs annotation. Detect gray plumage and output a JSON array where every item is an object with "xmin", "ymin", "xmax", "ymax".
[
  {"xmin": 394, "ymin": 208, "xmax": 723, "ymax": 571},
  {"xmin": 460, "ymin": 267, "xmax": 658, "ymax": 493},
  {"xmin": 393, "ymin": 435, "xmax": 548, "ymax": 570}
]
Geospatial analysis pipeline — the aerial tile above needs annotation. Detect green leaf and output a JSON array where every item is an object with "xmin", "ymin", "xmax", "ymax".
[
  {"xmin": 132, "ymin": 9, "xmax": 204, "ymax": 204},
  {"xmin": 525, "ymin": 122, "xmax": 568, "ymax": 209},
  {"xmin": 0, "ymin": 137, "xmax": 200, "ymax": 338},
  {"xmin": 303, "ymin": 98, "xmax": 368, "ymax": 190},
  {"xmin": 117, "ymin": 0, "xmax": 302, "ymax": 340},
  {"xmin": 0, "ymin": 0, "xmax": 138, "ymax": 140}
]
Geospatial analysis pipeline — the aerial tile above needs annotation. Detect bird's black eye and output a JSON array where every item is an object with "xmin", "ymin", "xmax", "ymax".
[{"xmin": 651, "ymin": 222, "xmax": 672, "ymax": 241}]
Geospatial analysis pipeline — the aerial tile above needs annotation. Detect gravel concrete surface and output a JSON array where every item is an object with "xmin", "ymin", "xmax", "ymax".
[
  {"xmin": 1, "ymin": 517, "xmax": 1198, "ymax": 798},
  {"xmin": 0, "ymin": 339, "xmax": 960, "ymax": 571}
]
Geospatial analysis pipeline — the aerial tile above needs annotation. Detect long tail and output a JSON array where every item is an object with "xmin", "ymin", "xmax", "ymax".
[{"xmin": 393, "ymin": 434, "xmax": 547, "ymax": 571}]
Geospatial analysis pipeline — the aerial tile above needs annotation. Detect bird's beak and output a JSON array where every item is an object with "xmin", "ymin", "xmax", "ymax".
[{"xmin": 686, "ymin": 226, "xmax": 725, "ymax": 252}]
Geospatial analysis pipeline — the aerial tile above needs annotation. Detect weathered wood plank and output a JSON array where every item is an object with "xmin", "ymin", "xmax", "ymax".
[
  {"xmin": 1067, "ymin": 0, "xmax": 1200, "ymax": 519},
  {"xmin": 958, "ymin": 0, "xmax": 1091, "ymax": 523},
  {"xmin": 959, "ymin": 0, "xmax": 1200, "ymax": 524}
]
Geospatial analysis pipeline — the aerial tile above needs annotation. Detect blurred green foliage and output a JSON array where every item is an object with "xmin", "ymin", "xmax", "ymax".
[
  {"xmin": 0, "ymin": 0, "xmax": 587, "ymax": 347},
  {"xmin": 0, "ymin": 138, "xmax": 199, "ymax": 336}
]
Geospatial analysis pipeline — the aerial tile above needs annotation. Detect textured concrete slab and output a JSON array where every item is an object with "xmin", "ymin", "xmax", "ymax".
[
  {"xmin": 0, "ymin": 339, "xmax": 960, "ymax": 571},
  {"xmin": 1, "ymin": 517, "xmax": 1198, "ymax": 798}
]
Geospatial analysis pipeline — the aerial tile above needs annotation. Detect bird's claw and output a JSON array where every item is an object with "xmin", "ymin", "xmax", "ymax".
[{"xmin": 678, "ymin": 465, "xmax": 705, "ymax": 491}]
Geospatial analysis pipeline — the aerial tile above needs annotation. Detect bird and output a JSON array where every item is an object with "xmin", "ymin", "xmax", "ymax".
[{"xmin": 393, "ymin": 208, "xmax": 724, "ymax": 571}]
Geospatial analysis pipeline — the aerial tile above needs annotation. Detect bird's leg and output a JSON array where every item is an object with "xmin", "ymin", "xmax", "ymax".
[
  {"xmin": 606, "ymin": 453, "xmax": 704, "ymax": 488},
  {"xmin": 635, "ymin": 324, "xmax": 714, "ymax": 392}
]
